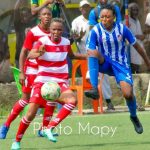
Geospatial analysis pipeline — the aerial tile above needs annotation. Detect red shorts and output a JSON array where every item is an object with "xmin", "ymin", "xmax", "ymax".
[
  {"xmin": 22, "ymin": 74, "xmax": 36, "ymax": 93},
  {"xmin": 30, "ymin": 82, "xmax": 70, "ymax": 107}
]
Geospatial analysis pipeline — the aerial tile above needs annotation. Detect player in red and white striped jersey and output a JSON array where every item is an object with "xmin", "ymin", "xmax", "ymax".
[
  {"xmin": 0, "ymin": 7, "xmax": 54, "ymax": 140},
  {"xmin": 11, "ymin": 18, "xmax": 87, "ymax": 148}
]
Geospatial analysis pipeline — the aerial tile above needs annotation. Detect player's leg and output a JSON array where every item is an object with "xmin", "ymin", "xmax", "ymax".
[
  {"xmin": 0, "ymin": 92, "xmax": 29, "ymax": 139},
  {"xmin": 120, "ymin": 81, "xmax": 143, "ymax": 134},
  {"xmin": 11, "ymin": 102, "xmax": 40, "ymax": 150},
  {"xmin": 38, "ymin": 101, "xmax": 57, "ymax": 137},
  {"xmin": 113, "ymin": 64, "xmax": 143, "ymax": 134},
  {"xmin": 85, "ymin": 56, "xmax": 112, "ymax": 99},
  {"xmin": 43, "ymin": 87, "xmax": 77, "ymax": 142},
  {"xmin": 85, "ymin": 57, "xmax": 99, "ymax": 99},
  {"xmin": 11, "ymin": 83, "xmax": 45, "ymax": 149}
]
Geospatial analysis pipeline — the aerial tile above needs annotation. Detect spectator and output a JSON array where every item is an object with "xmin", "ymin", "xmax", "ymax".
[
  {"xmin": 144, "ymin": 11, "xmax": 150, "ymax": 58},
  {"xmin": 128, "ymin": 2, "xmax": 145, "ymax": 73},
  {"xmin": 71, "ymin": 0, "xmax": 91, "ymax": 54},
  {"xmin": 0, "ymin": 29, "xmax": 9, "ymax": 63},
  {"xmin": 0, "ymin": 29, "xmax": 13, "ymax": 83},
  {"xmin": 14, "ymin": 0, "xmax": 35, "ymax": 67},
  {"xmin": 31, "ymin": 0, "xmax": 64, "ymax": 24}
]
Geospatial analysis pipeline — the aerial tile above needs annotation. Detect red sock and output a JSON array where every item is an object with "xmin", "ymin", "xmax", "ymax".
[
  {"xmin": 42, "ymin": 102, "xmax": 56, "ymax": 128},
  {"xmin": 16, "ymin": 117, "xmax": 31, "ymax": 142},
  {"xmin": 48, "ymin": 103, "xmax": 76, "ymax": 129},
  {"xmin": 5, "ymin": 99, "xmax": 28, "ymax": 127}
]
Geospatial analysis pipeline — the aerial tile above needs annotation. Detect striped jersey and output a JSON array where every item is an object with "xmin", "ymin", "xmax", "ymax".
[
  {"xmin": 86, "ymin": 22, "xmax": 136, "ymax": 67},
  {"xmin": 23, "ymin": 25, "xmax": 50, "ymax": 75},
  {"xmin": 33, "ymin": 36, "xmax": 71, "ymax": 84}
]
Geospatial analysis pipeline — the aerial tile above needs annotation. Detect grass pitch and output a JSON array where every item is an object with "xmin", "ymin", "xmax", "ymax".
[{"xmin": 0, "ymin": 111, "xmax": 150, "ymax": 150}]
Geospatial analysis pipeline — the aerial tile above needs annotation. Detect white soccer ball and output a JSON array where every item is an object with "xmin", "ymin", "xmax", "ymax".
[{"xmin": 41, "ymin": 81, "xmax": 61, "ymax": 101}]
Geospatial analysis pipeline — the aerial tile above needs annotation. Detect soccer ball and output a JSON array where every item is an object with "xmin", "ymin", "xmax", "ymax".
[{"xmin": 41, "ymin": 81, "xmax": 61, "ymax": 101}]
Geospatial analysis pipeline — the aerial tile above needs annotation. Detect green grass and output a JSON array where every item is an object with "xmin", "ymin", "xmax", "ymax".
[{"xmin": 0, "ymin": 112, "xmax": 150, "ymax": 150}]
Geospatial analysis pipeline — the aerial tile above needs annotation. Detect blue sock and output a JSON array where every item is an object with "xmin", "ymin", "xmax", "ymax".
[
  {"xmin": 88, "ymin": 57, "xmax": 99, "ymax": 88},
  {"xmin": 126, "ymin": 96, "xmax": 137, "ymax": 117}
]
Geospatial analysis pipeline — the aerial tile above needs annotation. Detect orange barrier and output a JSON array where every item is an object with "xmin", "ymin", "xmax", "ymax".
[{"xmin": 70, "ymin": 60, "xmax": 103, "ymax": 115}]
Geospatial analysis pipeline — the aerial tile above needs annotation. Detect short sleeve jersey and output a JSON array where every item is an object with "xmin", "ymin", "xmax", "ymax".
[{"xmin": 86, "ymin": 22, "xmax": 136, "ymax": 67}]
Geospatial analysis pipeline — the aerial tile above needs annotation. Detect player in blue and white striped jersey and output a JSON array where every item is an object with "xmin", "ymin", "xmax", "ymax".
[{"xmin": 85, "ymin": 4, "xmax": 150, "ymax": 134}]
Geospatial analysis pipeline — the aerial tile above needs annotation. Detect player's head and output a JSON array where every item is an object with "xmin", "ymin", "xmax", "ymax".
[
  {"xmin": 79, "ymin": 0, "xmax": 91, "ymax": 18},
  {"xmin": 100, "ymin": 4, "xmax": 116, "ymax": 30},
  {"xmin": 129, "ymin": 3, "xmax": 139, "ymax": 18},
  {"xmin": 50, "ymin": 18, "xmax": 64, "ymax": 42},
  {"xmin": 38, "ymin": 7, "xmax": 52, "ymax": 27},
  {"xmin": 20, "ymin": 7, "xmax": 32, "ymax": 24}
]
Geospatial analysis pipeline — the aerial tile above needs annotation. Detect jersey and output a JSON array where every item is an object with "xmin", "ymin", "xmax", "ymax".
[
  {"xmin": 86, "ymin": 22, "xmax": 136, "ymax": 68},
  {"xmin": 23, "ymin": 25, "xmax": 50, "ymax": 75},
  {"xmin": 33, "ymin": 36, "xmax": 71, "ymax": 85}
]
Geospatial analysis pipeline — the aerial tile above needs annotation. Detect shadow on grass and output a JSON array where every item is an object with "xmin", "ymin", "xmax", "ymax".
[
  {"xmin": 50, "ymin": 141, "xmax": 150, "ymax": 149},
  {"xmin": 20, "ymin": 141, "xmax": 150, "ymax": 150}
]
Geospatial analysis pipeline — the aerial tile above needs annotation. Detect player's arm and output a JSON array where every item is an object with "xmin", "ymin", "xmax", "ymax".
[
  {"xmin": 31, "ymin": 0, "xmax": 54, "ymax": 15},
  {"xmin": 19, "ymin": 30, "xmax": 34, "ymax": 85},
  {"xmin": 19, "ymin": 47, "xmax": 28, "ymax": 85},
  {"xmin": 85, "ymin": 29, "xmax": 104, "ymax": 64},
  {"xmin": 68, "ymin": 50, "xmax": 87, "ymax": 60},
  {"xmin": 28, "ymin": 44, "xmax": 45, "ymax": 59}
]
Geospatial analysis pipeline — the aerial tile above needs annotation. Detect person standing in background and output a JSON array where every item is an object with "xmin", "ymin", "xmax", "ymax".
[
  {"xmin": 14, "ymin": 0, "xmax": 35, "ymax": 67},
  {"xmin": 128, "ymin": 3, "xmax": 145, "ymax": 74},
  {"xmin": 144, "ymin": 11, "xmax": 150, "ymax": 58},
  {"xmin": 71, "ymin": 0, "xmax": 91, "ymax": 54},
  {"xmin": 0, "ymin": 29, "xmax": 13, "ymax": 83},
  {"xmin": 31, "ymin": 0, "xmax": 64, "ymax": 23}
]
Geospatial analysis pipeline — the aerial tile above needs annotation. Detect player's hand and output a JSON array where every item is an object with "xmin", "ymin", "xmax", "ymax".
[
  {"xmin": 87, "ymin": 50, "xmax": 99, "ymax": 58},
  {"xmin": 19, "ymin": 72, "xmax": 25, "ymax": 86},
  {"xmin": 79, "ymin": 28, "xmax": 86, "ymax": 39},
  {"xmin": 39, "ymin": 45, "xmax": 45, "ymax": 56},
  {"xmin": 87, "ymin": 50, "xmax": 104, "ymax": 64},
  {"xmin": 71, "ymin": 30, "xmax": 80, "ymax": 40}
]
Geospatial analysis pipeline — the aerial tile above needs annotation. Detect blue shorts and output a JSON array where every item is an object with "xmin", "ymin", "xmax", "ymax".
[{"xmin": 98, "ymin": 58, "xmax": 133, "ymax": 85}]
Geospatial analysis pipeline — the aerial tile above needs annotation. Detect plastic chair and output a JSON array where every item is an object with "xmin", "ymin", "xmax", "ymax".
[
  {"xmin": 10, "ymin": 66, "xmax": 22, "ymax": 97},
  {"xmin": 70, "ymin": 60, "xmax": 103, "ymax": 115}
]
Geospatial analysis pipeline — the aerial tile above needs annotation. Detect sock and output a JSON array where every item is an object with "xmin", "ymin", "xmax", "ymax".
[
  {"xmin": 88, "ymin": 57, "xmax": 99, "ymax": 88},
  {"xmin": 42, "ymin": 102, "xmax": 56, "ymax": 129},
  {"xmin": 16, "ymin": 116, "xmax": 31, "ymax": 142},
  {"xmin": 126, "ymin": 96, "xmax": 137, "ymax": 117},
  {"xmin": 48, "ymin": 103, "xmax": 76, "ymax": 129},
  {"xmin": 105, "ymin": 99, "xmax": 111, "ymax": 104},
  {"xmin": 5, "ymin": 99, "xmax": 28, "ymax": 127}
]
